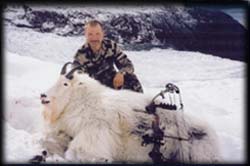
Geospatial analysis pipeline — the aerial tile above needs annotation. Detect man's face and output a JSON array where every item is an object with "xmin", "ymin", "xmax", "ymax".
[{"xmin": 85, "ymin": 24, "xmax": 104, "ymax": 50}]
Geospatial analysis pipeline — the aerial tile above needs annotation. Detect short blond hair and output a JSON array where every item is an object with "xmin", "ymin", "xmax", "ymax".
[{"xmin": 84, "ymin": 20, "xmax": 103, "ymax": 31}]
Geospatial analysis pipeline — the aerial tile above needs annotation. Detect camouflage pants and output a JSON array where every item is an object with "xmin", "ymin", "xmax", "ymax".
[
  {"xmin": 94, "ymin": 71, "xmax": 143, "ymax": 93},
  {"xmin": 122, "ymin": 73, "xmax": 143, "ymax": 93}
]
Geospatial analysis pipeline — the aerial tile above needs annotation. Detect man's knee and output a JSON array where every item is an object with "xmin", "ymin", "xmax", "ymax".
[{"xmin": 123, "ymin": 73, "xmax": 143, "ymax": 93}]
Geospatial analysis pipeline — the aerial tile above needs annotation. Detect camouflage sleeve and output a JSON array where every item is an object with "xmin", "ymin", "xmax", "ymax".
[
  {"xmin": 113, "ymin": 43, "xmax": 134, "ymax": 74},
  {"xmin": 73, "ymin": 48, "xmax": 89, "ymax": 68}
]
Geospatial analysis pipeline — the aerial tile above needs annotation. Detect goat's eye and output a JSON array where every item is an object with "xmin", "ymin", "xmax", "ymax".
[{"xmin": 64, "ymin": 83, "xmax": 68, "ymax": 86}]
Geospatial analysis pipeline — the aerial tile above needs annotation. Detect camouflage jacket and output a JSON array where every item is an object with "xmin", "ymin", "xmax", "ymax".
[{"xmin": 73, "ymin": 39, "xmax": 135, "ymax": 86}]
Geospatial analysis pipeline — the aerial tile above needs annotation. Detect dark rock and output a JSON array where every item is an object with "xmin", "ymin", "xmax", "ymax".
[{"xmin": 4, "ymin": 5, "xmax": 246, "ymax": 61}]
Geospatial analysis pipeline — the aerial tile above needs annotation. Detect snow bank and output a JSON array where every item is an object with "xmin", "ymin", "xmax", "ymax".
[{"xmin": 3, "ymin": 26, "xmax": 246, "ymax": 163}]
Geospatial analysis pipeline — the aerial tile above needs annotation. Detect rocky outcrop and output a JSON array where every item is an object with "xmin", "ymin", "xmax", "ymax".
[{"xmin": 4, "ymin": 4, "xmax": 246, "ymax": 61}]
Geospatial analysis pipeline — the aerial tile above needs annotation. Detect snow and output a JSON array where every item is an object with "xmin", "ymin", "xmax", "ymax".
[
  {"xmin": 4, "ymin": 25, "xmax": 84, "ymax": 63},
  {"xmin": 4, "ymin": 123, "xmax": 43, "ymax": 163},
  {"xmin": 3, "ymin": 23, "xmax": 246, "ymax": 164}
]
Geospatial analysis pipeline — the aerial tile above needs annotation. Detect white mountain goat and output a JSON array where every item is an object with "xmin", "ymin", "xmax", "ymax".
[{"xmin": 36, "ymin": 62, "xmax": 221, "ymax": 164}]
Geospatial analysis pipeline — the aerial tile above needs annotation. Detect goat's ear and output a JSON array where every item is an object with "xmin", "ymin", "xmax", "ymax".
[{"xmin": 77, "ymin": 70, "xmax": 83, "ymax": 74}]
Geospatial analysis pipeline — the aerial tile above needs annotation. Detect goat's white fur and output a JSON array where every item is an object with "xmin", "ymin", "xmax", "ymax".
[{"xmin": 40, "ymin": 70, "xmax": 221, "ymax": 163}]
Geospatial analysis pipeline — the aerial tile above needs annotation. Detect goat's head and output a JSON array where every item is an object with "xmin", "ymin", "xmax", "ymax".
[{"xmin": 40, "ymin": 62, "xmax": 90, "ymax": 123}]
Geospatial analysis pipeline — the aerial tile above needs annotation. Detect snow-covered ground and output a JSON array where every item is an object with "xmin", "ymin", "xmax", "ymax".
[{"xmin": 3, "ymin": 25, "xmax": 246, "ymax": 164}]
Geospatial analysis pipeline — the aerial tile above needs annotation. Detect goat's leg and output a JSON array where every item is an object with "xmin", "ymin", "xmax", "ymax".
[
  {"xmin": 29, "ymin": 131, "xmax": 72, "ymax": 163},
  {"xmin": 65, "ymin": 124, "xmax": 118, "ymax": 163}
]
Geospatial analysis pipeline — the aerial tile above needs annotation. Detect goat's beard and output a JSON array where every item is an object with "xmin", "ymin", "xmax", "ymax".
[{"xmin": 42, "ymin": 98, "xmax": 60, "ymax": 124}]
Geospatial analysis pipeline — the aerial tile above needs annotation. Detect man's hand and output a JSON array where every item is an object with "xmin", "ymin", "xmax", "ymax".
[{"xmin": 113, "ymin": 72, "xmax": 125, "ymax": 89}]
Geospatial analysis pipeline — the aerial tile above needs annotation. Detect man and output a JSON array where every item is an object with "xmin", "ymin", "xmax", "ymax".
[{"xmin": 73, "ymin": 20, "xmax": 143, "ymax": 93}]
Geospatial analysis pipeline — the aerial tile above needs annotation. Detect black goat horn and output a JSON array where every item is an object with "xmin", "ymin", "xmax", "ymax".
[
  {"xmin": 65, "ymin": 64, "xmax": 86, "ymax": 80},
  {"xmin": 60, "ymin": 62, "xmax": 73, "ymax": 75}
]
